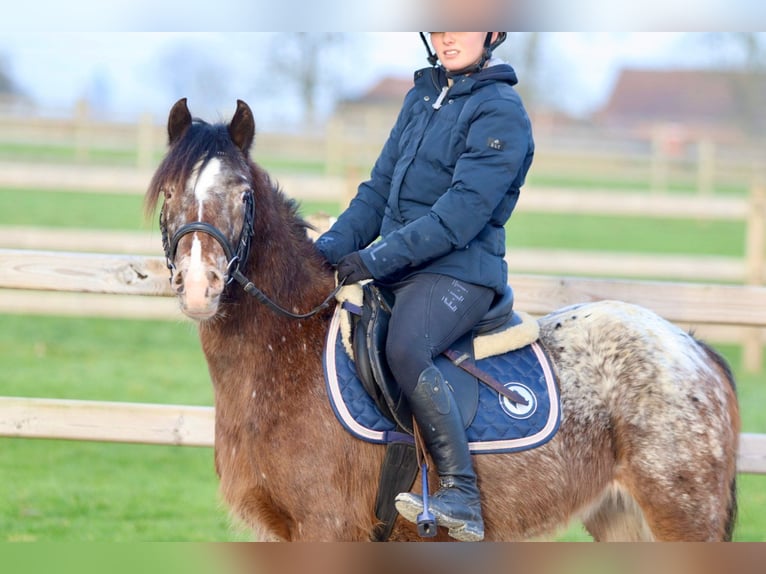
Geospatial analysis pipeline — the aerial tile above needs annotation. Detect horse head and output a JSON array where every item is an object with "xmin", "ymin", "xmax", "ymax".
[{"xmin": 145, "ymin": 98, "xmax": 257, "ymax": 320}]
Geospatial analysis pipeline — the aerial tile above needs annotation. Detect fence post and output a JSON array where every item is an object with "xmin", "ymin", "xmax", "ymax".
[
  {"xmin": 697, "ymin": 138, "xmax": 715, "ymax": 196},
  {"xmin": 73, "ymin": 99, "xmax": 90, "ymax": 163},
  {"xmin": 650, "ymin": 126, "xmax": 668, "ymax": 194},
  {"xmin": 743, "ymin": 184, "xmax": 766, "ymax": 372},
  {"xmin": 136, "ymin": 112, "xmax": 155, "ymax": 170},
  {"xmin": 325, "ymin": 116, "xmax": 344, "ymax": 177}
]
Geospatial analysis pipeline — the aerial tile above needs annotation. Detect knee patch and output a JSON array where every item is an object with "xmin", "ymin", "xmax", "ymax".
[{"xmin": 413, "ymin": 366, "xmax": 451, "ymax": 415}]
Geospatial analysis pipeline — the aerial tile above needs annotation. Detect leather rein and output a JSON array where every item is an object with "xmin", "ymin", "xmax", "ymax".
[{"xmin": 160, "ymin": 189, "xmax": 341, "ymax": 320}]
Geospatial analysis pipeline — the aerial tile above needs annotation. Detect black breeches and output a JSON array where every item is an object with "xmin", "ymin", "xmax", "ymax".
[{"xmin": 384, "ymin": 273, "xmax": 494, "ymax": 396}]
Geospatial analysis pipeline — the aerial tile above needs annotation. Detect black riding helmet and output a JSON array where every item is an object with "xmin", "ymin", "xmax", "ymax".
[{"xmin": 419, "ymin": 32, "xmax": 508, "ymax": 77}]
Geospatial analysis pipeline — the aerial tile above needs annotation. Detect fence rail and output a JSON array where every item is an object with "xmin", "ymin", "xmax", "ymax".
[
  {"xmin": 1, "ymin": 396, "xmax": 763, "ymax": 474},
  {"xmin": 2, "ymin": 184, "xmax": 764, "ymax": 280},
  {"xmin": 4, "ymin": 249, "xmax": 766, "ymax": 326}
]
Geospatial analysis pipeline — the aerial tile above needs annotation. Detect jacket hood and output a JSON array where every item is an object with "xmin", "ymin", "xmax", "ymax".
[
  {"xmin": 416, "ymin": 60, "xmax": 519, "ymax": 91},
  {"xmin": 470, "ymin": 60, "xmax": 518, "ymax": 86}
]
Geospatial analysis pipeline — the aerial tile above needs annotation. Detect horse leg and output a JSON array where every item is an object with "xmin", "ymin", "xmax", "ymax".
[
  {"xmin": 583, "ymin": 426, "xmax": 736, "ymax": 542},
  {"xmin": 581, "ymin": 484, "xmax": 654, "ymax": 541}
]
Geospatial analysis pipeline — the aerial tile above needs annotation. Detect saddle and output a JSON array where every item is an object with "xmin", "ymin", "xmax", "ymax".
[{"xmin": 341, "ymin": 282, "xmax": 538, "ymax": 435}]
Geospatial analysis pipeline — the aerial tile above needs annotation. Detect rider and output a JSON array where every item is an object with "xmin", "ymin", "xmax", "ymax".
[{"xmin": 315, "ymin": 32, "xmax": 534, "ymax": 541}]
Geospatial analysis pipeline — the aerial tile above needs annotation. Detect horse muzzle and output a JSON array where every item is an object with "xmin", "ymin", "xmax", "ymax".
[{"xmin": 171, "ymin": 261, "xmax": 226, "ymax": 321}]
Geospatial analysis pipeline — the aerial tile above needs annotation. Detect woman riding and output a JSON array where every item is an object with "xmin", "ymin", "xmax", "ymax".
[{"xmin": 315, "ymin": 32, "xmax": 535, "ymax": 541}]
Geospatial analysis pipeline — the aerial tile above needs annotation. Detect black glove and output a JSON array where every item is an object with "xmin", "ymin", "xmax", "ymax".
[{"xmin": 336, "ymin": 252, "xmax": 373, "ymax": 284}]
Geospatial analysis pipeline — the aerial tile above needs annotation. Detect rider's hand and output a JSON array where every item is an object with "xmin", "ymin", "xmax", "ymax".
[{"xmin": 336, "ymin": 252, "xmax": 373, "ymax": 284}]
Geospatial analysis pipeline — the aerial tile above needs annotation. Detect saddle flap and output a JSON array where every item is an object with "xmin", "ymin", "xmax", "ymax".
[
  {"xmin": 352, "ymin": 299, "xmax": 394, "ymax": 421},
  {"xmin": 365, "ymin": 284, "xmax": 414, "ymax": 433}
]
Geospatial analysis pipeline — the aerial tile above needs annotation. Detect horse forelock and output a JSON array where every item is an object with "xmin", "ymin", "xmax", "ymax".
[{"xmin": 145, "ymin": 120, "xmax": 250, "ymax": 218}]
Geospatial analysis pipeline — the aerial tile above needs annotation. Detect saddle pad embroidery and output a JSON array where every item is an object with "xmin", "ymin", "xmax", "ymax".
[{"xmin": 323, "ymin": 307, "xmax": 561, "ymax": 454}]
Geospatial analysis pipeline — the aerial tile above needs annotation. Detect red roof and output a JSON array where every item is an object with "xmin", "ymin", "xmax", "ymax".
[
  {"xmin": 597, "ymin": 68, "xmax": 766, "ymax": 133},
  {"xmin": 353, "ymin": 76, "xmax": 413, "ymax": 104}
]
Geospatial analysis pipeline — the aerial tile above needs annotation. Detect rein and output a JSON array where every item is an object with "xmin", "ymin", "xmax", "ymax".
[{"xmin": 161, "ymin": 189, "xmax": 341, "ymax": 320}]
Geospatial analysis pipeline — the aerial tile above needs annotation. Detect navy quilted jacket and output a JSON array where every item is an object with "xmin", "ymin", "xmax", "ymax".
[{"xmin": 316, "ymin": 61, "xmax": 534, "ymax": 295}]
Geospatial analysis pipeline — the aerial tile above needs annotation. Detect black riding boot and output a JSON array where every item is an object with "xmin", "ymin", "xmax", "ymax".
[{"xmin": 394, "ymin": 366, "xmax": 484, "ymax": 541}]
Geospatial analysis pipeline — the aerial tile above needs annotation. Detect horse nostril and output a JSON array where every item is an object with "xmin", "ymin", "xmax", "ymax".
[
  {"xmin": 172, "ymin": 271, "xmax": 185, "ymax": 292},
  {"xmin": 208, "ymin": 269, "xmax": 224, "ymax": 293}
]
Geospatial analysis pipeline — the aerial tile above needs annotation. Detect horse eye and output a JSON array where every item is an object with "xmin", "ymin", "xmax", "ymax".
[{"xmin": 163, "ymin": 187, "xmax": 173, "ymax": 200}]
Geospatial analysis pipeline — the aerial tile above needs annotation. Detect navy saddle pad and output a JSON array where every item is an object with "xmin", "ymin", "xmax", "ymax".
[{"xmin": 323, "ymin": 307, "xmax": 561, "ymax": 454}]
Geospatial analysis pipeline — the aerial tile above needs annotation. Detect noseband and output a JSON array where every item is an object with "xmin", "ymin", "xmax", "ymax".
[
  {"xmin": 160, "ymin": 189, "xmax": 340, "ymax": 320},
  {"xmin": 161, "ymin": 189, "xmax": 255, "ymax": 286}
]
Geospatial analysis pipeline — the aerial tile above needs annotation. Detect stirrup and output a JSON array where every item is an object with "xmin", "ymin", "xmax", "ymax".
[{"xmin": 416, "ymin": 462, "xmax": 436, "ymax": 537}]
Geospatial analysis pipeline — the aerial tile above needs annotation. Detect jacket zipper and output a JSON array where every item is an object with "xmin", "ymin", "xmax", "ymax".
[
  {"xmin": 432, "ymin": 86, "xmax": 449, "ymax": 110},
  {"xmin": 429, "ymin": 67, "xmax": 449, "ymax": 110}
]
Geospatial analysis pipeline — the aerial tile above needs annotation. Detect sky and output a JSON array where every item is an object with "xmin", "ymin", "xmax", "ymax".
[
  {"xmin": 0, "ymin": 0, "xmax": 764, "ymax": 32},
  {"xmin": 0, "ymin": 33, "xmax": 756, "ymax": 130}
]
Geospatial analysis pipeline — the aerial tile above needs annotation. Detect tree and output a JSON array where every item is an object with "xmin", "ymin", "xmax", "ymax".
[
  {"xmin": 155, "ymin": 38, "xmax": 236, "ymax": 121},
  {"xmin": 0, "ymin": 54, "xmax": 20, "ymax": 95},
  {"xmin": 495, "ymin": 33, "xmax": 547, "ymax": 110},
  {"xmin": 266, "ymin": 33, "xmax": 347, "ymax": 128},
  {"xmin": 696, "ymin": 33, "xmax": 766, "ymax": 137}
]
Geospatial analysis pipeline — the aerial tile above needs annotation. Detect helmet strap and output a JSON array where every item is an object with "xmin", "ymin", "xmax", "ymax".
[{"xmin": 419, "ymin": 32, "xmax": 439, "ymax": 67}]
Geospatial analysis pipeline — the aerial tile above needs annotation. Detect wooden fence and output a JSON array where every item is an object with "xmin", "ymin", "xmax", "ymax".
[
  {"xmin": 3, "ymin": 182, "xmax": 766, "ymax": 367},
  {"xmin": 0, "ymin": 247, "xmax": 765, "ymax": 474}
]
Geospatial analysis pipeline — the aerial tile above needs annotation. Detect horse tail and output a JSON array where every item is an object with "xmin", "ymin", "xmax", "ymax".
[
  {"xmin": 695, "ymin": 338, "xmax": 739, "ymax": 541},
  {"xmin": 724, "ymin": 473, "xmax": 738, "ymax": 541}
]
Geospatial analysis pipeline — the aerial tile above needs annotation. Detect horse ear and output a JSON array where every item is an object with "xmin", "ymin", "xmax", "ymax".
[
  {"xmin": 168, "ymin": 98, "xmax": 192, "ymax": 145},
  {"xmin": 229, "ymin": 99, "xmax": 255, "ymax": 153}
]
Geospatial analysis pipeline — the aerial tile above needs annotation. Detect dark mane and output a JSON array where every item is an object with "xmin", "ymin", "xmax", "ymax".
[{"xmin": 144, "ymin": 119, "xmax": 250, "ymax": 218}]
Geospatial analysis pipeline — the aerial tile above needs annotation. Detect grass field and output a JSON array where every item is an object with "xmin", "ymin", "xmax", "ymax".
[{"xmin": 1, "ymin": 184, "xmax": 765, "ymax": 541}]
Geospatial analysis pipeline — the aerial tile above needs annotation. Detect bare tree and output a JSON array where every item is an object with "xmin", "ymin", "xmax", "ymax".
[
  {"xmin": 0, "ymin": 54, "xmax": 20, "ymax": 95},
  {"xmin": 266, "ymin": 33, "xmax": 347, "ymax": 128},
  {"xmin": 696, "ymin": 33, "xmax": 766, "ymax": 137},
  {"xmin": 495, "ymin": 33, "xmax": 544, "ymax": 109},
  {"xmin": 709, "ymin": 32, "xmax": 766, "ymax": 70},
  {"xmin": 155, "ymin": 39, "xmax": 236, "ymax": 120}
]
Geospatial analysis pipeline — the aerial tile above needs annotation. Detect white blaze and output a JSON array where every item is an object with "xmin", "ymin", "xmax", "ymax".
[
  {"xmin": 193, "ymin": 157, "xmax": 222, "ymax": 219},
  {"xmin": 187, "ymin": 157, "xmax": 223, "ymax": 283},
  {"xmin": 189, "ymin": 236, "xmax": 205, "ymax": 281}
]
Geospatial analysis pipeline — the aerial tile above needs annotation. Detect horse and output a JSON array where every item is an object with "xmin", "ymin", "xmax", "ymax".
[{"xmin": 145, "ymin": 98, "xmax": 740, "ymax": 542}]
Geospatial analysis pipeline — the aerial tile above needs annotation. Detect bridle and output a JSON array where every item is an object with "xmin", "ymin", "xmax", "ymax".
[{"xmin": 160, "ymin": 188, "xmax": 341, "ymax": 320}]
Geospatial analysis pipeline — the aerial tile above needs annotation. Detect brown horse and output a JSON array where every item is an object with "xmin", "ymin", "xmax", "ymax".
[{"xmin": 145, "ymin": 98, "xmax": 740, "ymax": 542}]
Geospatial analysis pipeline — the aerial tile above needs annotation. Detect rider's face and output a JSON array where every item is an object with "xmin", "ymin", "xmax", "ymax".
[{"xmin": 429, "ymin": 32, "xmax": 493, "ymax": 73}]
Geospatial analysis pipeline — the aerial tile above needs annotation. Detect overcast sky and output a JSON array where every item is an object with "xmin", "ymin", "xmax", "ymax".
[
  {"xmin": 0, "ymin": 0, "xmax": 764, "ymax": 32},
  {"xmin": 0, "ymin": 33, "xmax": 756, "ymax": 130}
]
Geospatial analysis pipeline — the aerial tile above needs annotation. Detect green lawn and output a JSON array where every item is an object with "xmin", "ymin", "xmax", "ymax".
[
  {"xmin": 0, "ymin": 315, "xmax": 250, "ymax": 542},
  {"xmin": 1, "ymin": 184, "xmax": 764, "ymax": 541}
]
